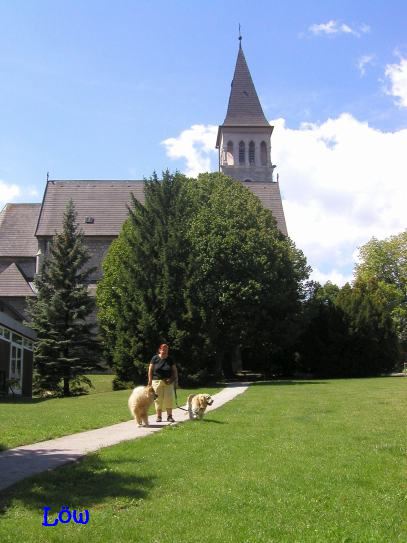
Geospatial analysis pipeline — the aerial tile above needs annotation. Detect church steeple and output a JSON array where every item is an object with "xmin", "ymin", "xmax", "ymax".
[
  {"xmin": 223, "ymin": 44, "xmax": 269, "ymax": 127},
  {"xmin": 215, "ymin": 40, "xmax": 287, "ymax": 235},
  {"xmin": 216, "ymin": 42, "xmax": 275, "ymax": 183}
]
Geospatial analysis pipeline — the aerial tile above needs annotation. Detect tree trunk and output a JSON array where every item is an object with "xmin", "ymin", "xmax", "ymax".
[{"xmin": 63, "ymin": 375, "xmax": 70, "ymax": 396}]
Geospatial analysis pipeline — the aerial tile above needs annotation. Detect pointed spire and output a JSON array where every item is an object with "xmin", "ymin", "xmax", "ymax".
[{"xmin": 223, "ymin": 44, "xmax": 269, "ymax": 127}]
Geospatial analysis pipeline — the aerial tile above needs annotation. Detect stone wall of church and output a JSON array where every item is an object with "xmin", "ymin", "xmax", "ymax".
[
  {"xmin": 38, "ymin": 236, "xmax": 115, "ymax": 283},
  {"xmin": 85, "ymin": 237, "xmax": 115, "ymax": 281},
  {"xmin": 219, "ymin": 129, "xmax": 275, "ymax": 183},
  {"xmin": 222, "ymin": 164, "xmax": 274, "ymax": 183}
]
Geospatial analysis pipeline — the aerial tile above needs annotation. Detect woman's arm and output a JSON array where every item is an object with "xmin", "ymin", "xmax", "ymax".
[{"xmin": 148, "ymin": 363, "xmax": 153, "ymax": 386}]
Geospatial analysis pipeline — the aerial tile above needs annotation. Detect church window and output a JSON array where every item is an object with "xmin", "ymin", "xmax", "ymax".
[
  {"xmin": 239, "ymin": 141, "xmax": 245, "ymax": 164},
  {"xmin": 249, "ymin": 141, "xmax": 255, "ymax": 164},
  {"xmin": 226, "ymin": 141, "xmax": 234, "ymax": 165},
  {"xmin": 260, "ymin": 141, "xmax": 267, "ymax": 165}
]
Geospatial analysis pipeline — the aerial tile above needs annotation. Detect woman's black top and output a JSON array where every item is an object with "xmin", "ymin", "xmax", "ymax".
[{"xmin": 150, "ymin": 355, "xmax": 174, "ymax": 380}]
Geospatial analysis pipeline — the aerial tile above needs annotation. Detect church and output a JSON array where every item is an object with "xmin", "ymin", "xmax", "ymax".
[{"xmin": 0, "ymin": 41, "xmax": 287, "ymax": 395}]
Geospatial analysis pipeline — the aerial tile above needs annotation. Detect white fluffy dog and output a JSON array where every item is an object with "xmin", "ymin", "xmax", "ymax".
[
  {"xmin": 187, "ymin": 393, "xmax": 214, "ymax": 420},
  {"xmin": 128, "ymin": 385, "xmax": 157, "ymax": 427}
]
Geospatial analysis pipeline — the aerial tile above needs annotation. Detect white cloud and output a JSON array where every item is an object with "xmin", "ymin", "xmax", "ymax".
[
  {"xmin": 308, "ymin": 20, "xmax": 370, "ymax": 37},
  {"xmin": 162, "ymin": 124, "xmax": 218, "ymax": 177},
  {"xmin": 272, "ymin": 114, "xmax": 407, "ymax": 282},
  {"xmin": 357, "ymin": 55, "xmax": 374, "ymax": 76},
  {"xmin": 28, "ymin": 188, "xmax": 40, "ymax": 198},
  {"xmin": 310, "ymin": 267, "xmax": 353, "ymax": 287},
  {"xmin": 385, "ymin": 56, "xmax": 407, "ymax": 108},
  {"xmin": 163, "ymin": 114, "xmax": 407, "ymax": 285},
  {"xmin": 0, "ymin": 180, "xmax": 21, "ymax": 208}
]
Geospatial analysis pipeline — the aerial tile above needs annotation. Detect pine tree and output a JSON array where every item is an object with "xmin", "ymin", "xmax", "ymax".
[
  {"xmin": 97, "ymin": 171, "xmax": 192, "ymax": 387},
  {"xmin": 27, "ymin": 199, "xmax": 101, "ymax": 396}
]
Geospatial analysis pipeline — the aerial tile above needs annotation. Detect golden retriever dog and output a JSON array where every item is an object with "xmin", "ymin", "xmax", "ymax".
[
  {"xmin": 128, "ymin": 385, "xmax": 157, "ymax": 427},
  {"xmin": 187, "ymin": 393, "xmax": 214, "ymax": 420}
]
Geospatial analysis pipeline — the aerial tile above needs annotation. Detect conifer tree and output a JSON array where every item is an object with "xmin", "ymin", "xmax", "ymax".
[
  {"xmin": 97, "ymin": 171, "xmax": 309, "ymax": 385},
  {"xmin": 27, "ymin": 199, "xmax": 100, "ymax": 396},
  {"xmin": 297, "ymin": 279, "xmax": 399, "ymax": 377},
  {"xmin": 97, "ymin": 171, "xmax": 191, "ymax": 387}
]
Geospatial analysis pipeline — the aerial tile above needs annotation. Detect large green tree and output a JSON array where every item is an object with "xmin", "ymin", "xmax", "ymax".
[
  {"xmin": 296, "ymin": 281, "xmax": 349, "ymax": 377},
  {"xmin": 336, "ymin": 278, "xmax": 400, "ymax": 375},
  {"xmin": 97, "ymin": 171, "xmax": 309, "ymax": 385},
  {"xmin": 297, "ymin": 278, "xmax": 400, "ymax": 377},
  {"xmin": 183, "ymin": 172, "xmax": 309, "ymax": 377},
  {"xmin": 27, "ymin": 200, "xmax": 100, "ymax": 396},
  {"xmin": 354, "ymin": 231, "xmax": 407, "ymax": 344},
  {"xmin": 97, "ymin": 171, "xmax": 191, "ymax": 386}
]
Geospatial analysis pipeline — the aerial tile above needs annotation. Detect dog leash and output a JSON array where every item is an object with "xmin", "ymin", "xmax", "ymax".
[{"xmin": 174, "ymin": 386, "xmax": 189, "ymax": 412}]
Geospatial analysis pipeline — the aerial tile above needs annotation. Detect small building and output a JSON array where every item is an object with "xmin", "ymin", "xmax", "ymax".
[{"xmin": 0, "ymin": 311, "xmax": 36, "ymax": 397}]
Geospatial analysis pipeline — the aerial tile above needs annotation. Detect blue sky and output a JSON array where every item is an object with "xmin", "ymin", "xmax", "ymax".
[{"xmin": 1, "ymin": 1, "xmax": 406, "ymax": 285}]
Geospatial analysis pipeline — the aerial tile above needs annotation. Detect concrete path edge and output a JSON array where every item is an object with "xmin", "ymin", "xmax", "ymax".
[{"xmin": 0, "ymin": 383, "xmax": 249, "ymax": 491}]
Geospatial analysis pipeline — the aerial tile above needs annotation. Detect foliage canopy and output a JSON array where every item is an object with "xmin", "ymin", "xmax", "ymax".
[
  {"xmin": 355, "ymin": 231, "xmax": 407, "ymax": 344},
  {"xmin": 97, "ymin": 171, "xmax": 310, "ymax": 385}
]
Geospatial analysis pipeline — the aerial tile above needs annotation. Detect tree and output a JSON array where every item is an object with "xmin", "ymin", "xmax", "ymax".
[
  {"xmin": 27, "ymin": 199, "xmax": 101, "ymax": 396},
  {"xmin": 183, "ymin": 172, "xmax": 310, "ymax": 377},
  {"xmin": 297, "ymin": 279, "xmax": 400, "ymax": 377},
  {"xmin": 336, "ymin": 278, "xmax": 400, "ymax": 375},
  {"xmin": 97, "ymin": 171, "xmax": 310, "ymax": 385},
  {"xmin": 97, "ymin": 171, "xmax": 192, "ymax": 387},
  {"xmin": 296, "ymin": 281, "xmax": 349, "ymax": 377},
  {"xmin": 355, "ymin": 231, "xmax": 407, "ymax": 344}
]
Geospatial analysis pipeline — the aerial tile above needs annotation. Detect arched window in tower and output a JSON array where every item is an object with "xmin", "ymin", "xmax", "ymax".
[
  {"xmin": 249, "ymin": 141, "xmax": 255, "ymax": 164},
  {"xmin": 239, "ymin": 141, "xmax": 245, "ymax": 164},
  {"xmin": 260, "ymin": 141, "xmax": 268, "ymax": 166},
  {"xmin": 226, "ymin": 141, "xmax": 234, "ymax": 165}
]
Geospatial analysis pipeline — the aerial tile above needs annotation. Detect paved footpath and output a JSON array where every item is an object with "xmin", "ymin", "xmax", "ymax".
[{"xmin": 0, "ymin": 383, "xmax": 249, "ymax": 491}]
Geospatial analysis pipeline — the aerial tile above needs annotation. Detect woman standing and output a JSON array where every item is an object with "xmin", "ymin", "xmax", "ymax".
[{"xmin": 148, "ymin": 343, "xmax": 178, "ymax": 423}]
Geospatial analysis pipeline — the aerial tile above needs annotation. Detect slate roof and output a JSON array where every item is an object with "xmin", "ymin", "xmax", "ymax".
[
  {"xmin": 0, "ymin": 203, "xmax": 41, "ymax": 257},
  {"xmin": 0, "ymin": 263, "xmax": 35, "ymax": 297},
  {"xmin": 34, "ymin": 179, "xmax": 287, "ymax": 238},
  {"xmin": 36, "ymin": 181, "xmax": 145, "ymax": 237},
  {"xmin": 222, "ymin": 44, "xmax": 270, "ymax": 127},
  {"xmin": 242, "ymin": 182, "xmax": 288, "ymax": 236}
]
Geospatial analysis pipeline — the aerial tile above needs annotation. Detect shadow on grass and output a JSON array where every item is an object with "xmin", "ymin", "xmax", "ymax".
[
  {"xmin": 0, "ymin": 396, "xmax": 48, "ymax": 404},
  {"xmin": 0, "ymin": 452, "xmax": 155, "ymax": 515}
]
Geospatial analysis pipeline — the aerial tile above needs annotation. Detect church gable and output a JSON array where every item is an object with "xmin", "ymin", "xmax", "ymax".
[{"xmin": 36, "ymin": 180, "xmax": 145, "ymax": 237}]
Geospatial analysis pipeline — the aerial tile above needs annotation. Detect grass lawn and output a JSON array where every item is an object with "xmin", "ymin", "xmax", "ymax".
[
  {"xmin": 0, "ymin": 375, "xmax": 220, "ymax": 450},
  {"xmin": 0, "ymin": 377, "xmax": 406, "ymax": 542}
]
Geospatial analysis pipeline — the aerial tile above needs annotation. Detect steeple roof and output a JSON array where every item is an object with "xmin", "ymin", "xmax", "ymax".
[{"xmin": 222, "ymin": 44, "xmax": 270, "ymax": 127}]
